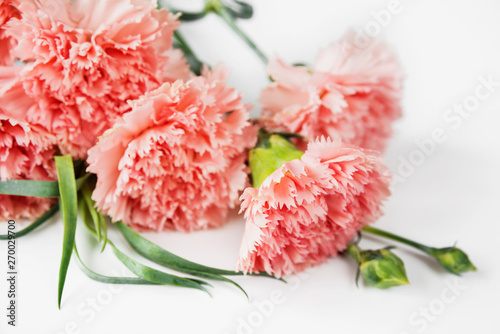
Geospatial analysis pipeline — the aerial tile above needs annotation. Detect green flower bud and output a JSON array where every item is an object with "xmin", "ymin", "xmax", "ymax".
[
  {"xmin": 249, "ymin": 132, "xmax": 304, "ymax": 187},
  {"xmin": 429, "ymin": 247, "xmax": 477, "ymax": 275},
  {"xmin": 347, "ymin": 244, "xmax": 409, "ymax": 289}
]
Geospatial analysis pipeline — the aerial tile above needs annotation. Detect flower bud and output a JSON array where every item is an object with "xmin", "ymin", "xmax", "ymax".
[
  {"xmin": 429, "ymin": 247, "xmax": 477, "ymax": 275},
  {"xmin": 348, "ymin": 244, "xmax": 409, "ymax": 289}
]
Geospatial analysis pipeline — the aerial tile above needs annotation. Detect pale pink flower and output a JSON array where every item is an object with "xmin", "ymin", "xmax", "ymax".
[
  {"xmin": 87, "ymin": 65, "xmax": 256, "ymax": 232},
  {"xmin": 260, "ymin": 31, "xmax": 403, "ymax": 152},
  {"xmin": 237, "ymin": 137, "xmax": 391, "ymax": 277},
  {"xmin": 3, "ymin": 0, "xmax": 189, "ymax": 158},
  {"xmin": 0, "ymin": 113, "xmax": 57, "ymax": 220},
  {"xmin": 0, "ymin": 0, "xmax": 19, "ymax": 65}
]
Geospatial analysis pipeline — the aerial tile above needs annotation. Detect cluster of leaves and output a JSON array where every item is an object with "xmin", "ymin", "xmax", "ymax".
[{"xmin": 0, "ymin": 155, "xmax": 278, "ymax": 309}]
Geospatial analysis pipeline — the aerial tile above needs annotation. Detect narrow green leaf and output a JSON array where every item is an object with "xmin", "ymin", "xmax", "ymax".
[
  {"xmin": 81, "ymin": 185, "xmax": 101, "ymax": 242},
  {"xmin": 0, "ymin": 173, "xmax": 90, "ymax": 198},
  {"xmin": 0, "ymin": 204, "xmax": 59, "ymax": 240},
  {"xmin": 99, "ymin": 214, "xmax": 108, "ymax": 253},
  {"xmin": 0, "ymin": 179, "xmax": 61, "ymax": 197},
  {"xmin": 115, "ymin": 221, "xmax": 250, "ymax": 296},
  {"xmin": 116, "ymin": 221, "xmax": 238, "ymax": 276},
  {"xmin": 116, "ymin": 221, "xmax": 276, "ymax": 279},
  {"xmin": 74, "ymin": 244, "xmax": 158, "ymax": 285},
  {"xmin": 75, "ymin": 174, "xmax": 90, "ymax": 190},
  {"xmin": 178, "ymin": 269, "xmax": 248, "ymax": 299},
  {"xmin": 79, "ymin": 198, "xmax": 94, "ymax": 235},
  {"xmin": 55, "ymin": 155, "xmax": 78, "ymax": 309},
  {"xmin": 224, "ymin": 0, "xmax": 254, "ymax": 19},
  {"xmin": 111, "ymin": 246, "xmax": 211, "ymax": 294},
  {"xmin": 79, "ymin": 189, "xmax": 107, "ymax": 252},
  {"xmin": 116, "ymin": 221, "xmax": 280, "ymax": 293},
  {"xmin": 79, "ymin": 198, "xmax": 210, "ymax": 293}
]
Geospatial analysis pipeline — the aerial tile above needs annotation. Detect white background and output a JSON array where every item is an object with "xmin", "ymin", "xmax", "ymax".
[{"xmin": 1, "ymin": 0, "xmax": 500, "ymax": 333}]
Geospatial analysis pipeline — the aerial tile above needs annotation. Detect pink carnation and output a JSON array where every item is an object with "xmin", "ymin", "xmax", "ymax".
[
  {"xmin": 260, "ymin": 31, "xmax": 403, "ymax": 151},
  {"xmin": 0, "ymin": 0, "xmax": 19, "ymax": 65},
  {"xmin": 237, "ymin": 137, "xmax": 391, "ymax": 277},
  {"xmin": 3, "ymin": 0, "xmax": 189, "ymax": 158},
  {"xmin": 87, "ymin": 65, "xmax": 256, "ymax": 232},
  {"xmin": 0, "ymin": 113, "xmax": 57, "ymax": 220}
]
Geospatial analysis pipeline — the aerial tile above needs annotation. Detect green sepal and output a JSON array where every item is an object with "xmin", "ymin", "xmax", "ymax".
[
  {"xmin": 429, "ymin": 246, "xmax": 477, "ymax": 275},
  {"xmin": 250, "ymin": 132, "xmax": 304, "ymax": 188},
  {"xmin": 348, "ymin": 244, "xmax": 409, "ymax": 289}
]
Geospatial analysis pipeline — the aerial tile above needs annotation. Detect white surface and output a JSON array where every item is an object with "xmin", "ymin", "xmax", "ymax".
[{"xmin": 2, "ymin": 0, "xmax": 500, "ymax": 333}]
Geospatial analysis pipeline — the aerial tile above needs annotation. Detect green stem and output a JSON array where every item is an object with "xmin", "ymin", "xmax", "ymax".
[
  {"xmin": 214, "ymin": 6, "xmax": 268, "ymax": 64},
  {"xmin": 362, "ymin": 226, "xmax": 433, "ymax": 254},
  {"xmin": 346, "ymin": 244, "xmax": 362, "ymax": 263},
  {"xmin": 173, "ymin": 29, "xmax": 203, "ymax": 76}
]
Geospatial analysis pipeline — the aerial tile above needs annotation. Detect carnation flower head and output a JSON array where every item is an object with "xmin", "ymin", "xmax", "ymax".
[
  {"xmin": 3, "ymin": 0, "xmax": 189, "ymax": 158},
  {"xmin": 238, "ymin": 135, "xmax": 391, "ymax": 277},
  {"xmin": 260, "ymin": 31, "xmax": 403, "ymax": 151},
  {"xmin": 0, "ymin": 113, "xmax": 57, "ymax": 220},
  {"xmin": 0, "ymin": 0, "xmax": 19, "ymax": 65},
  {"xmin": 87, "ymin": 65, "xmax": 256, "ymax": 232}
]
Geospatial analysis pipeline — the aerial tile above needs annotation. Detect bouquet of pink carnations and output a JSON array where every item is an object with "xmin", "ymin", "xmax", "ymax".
[{"xmin": 0, "ymin": 0, "xmax": 475, "ymax": 308}]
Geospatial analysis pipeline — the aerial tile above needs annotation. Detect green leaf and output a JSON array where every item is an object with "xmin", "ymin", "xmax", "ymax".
[
  {"xmin": 116, "ymin": 221, "xmax": 254, "ymax": 277},
  {"xmin": 73, "ymin": 244, "xmax": 157, "ymax": 285},
  {"xmin": 175, "ymin": 269, "xmax": 248, "ymax": 299},
  {"xmin": 0, "ymin": 173, "xmax": 90, "ymax": 198},
  {"xmin": 0, "ymin": 179, "xmax": 61, "ymax": 197},
  {"xmin": 0, "ymin": 204, "xmax": 59, "ymax": 240},
  {"xmin": 99, "ymin": 214, "xmax": 108, "ymax": 253},
  {"xmin": 79, "ymin": 188, "xmax": 107, "ymax": 252},
  {"xmin": 116, "ymin": 221, "xmax": 281, "ymax": 297},
  {"xmin": 111, "ymin": 246, "xmax": 211, "ymax": 294},
  {"xmin": 81, "ymin": 185, "xmax": 101, "ymax": 242},
  {"xmin": 79, "ymin": 197, "xmax": 94, "ymax": 235},
  {"xmin": 224, "ymin": 0, "xmax": 253, "ymax": 20},
  {"xmin": 55, "ymin": 155, "xmax": 78, "ymax": 309},
  {"xmin": 79, "ymin": 198, "xmax": 210, "ymax": 294}
]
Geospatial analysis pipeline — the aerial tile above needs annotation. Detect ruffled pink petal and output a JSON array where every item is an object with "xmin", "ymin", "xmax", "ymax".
[
  {"xmin": 237, "ymin": 137, "xmax": 391, "ymax": 277},
  {"xmin": 0, "ymin": 112, "xmax": 57, "ymax": 220},
  {"xmin": 87, "ymin": 66, "xmax": 256, "ymax": 232},
  {"xmin": 260, "ymin": 30, "xmax": 403, "ymax": 152},
  {"xmin": 0, "ymin": 1, "xmax": 19, "ymax": 66},
  {"xmin": 2, "ymin": 0, "xmax": 189, "ymax": 158}
]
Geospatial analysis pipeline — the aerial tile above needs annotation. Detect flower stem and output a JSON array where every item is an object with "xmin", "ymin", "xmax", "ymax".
[
  {"xmin": 207, "ymin": 0, "xmax": 268, "ymax": 64},
  {"xmin": 362, "ymin": 226, "xmax": 433, "ymax": 254},
  {"xmin": 173, "ymin": 30, "xmax": 203, "ymax": 75}
]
